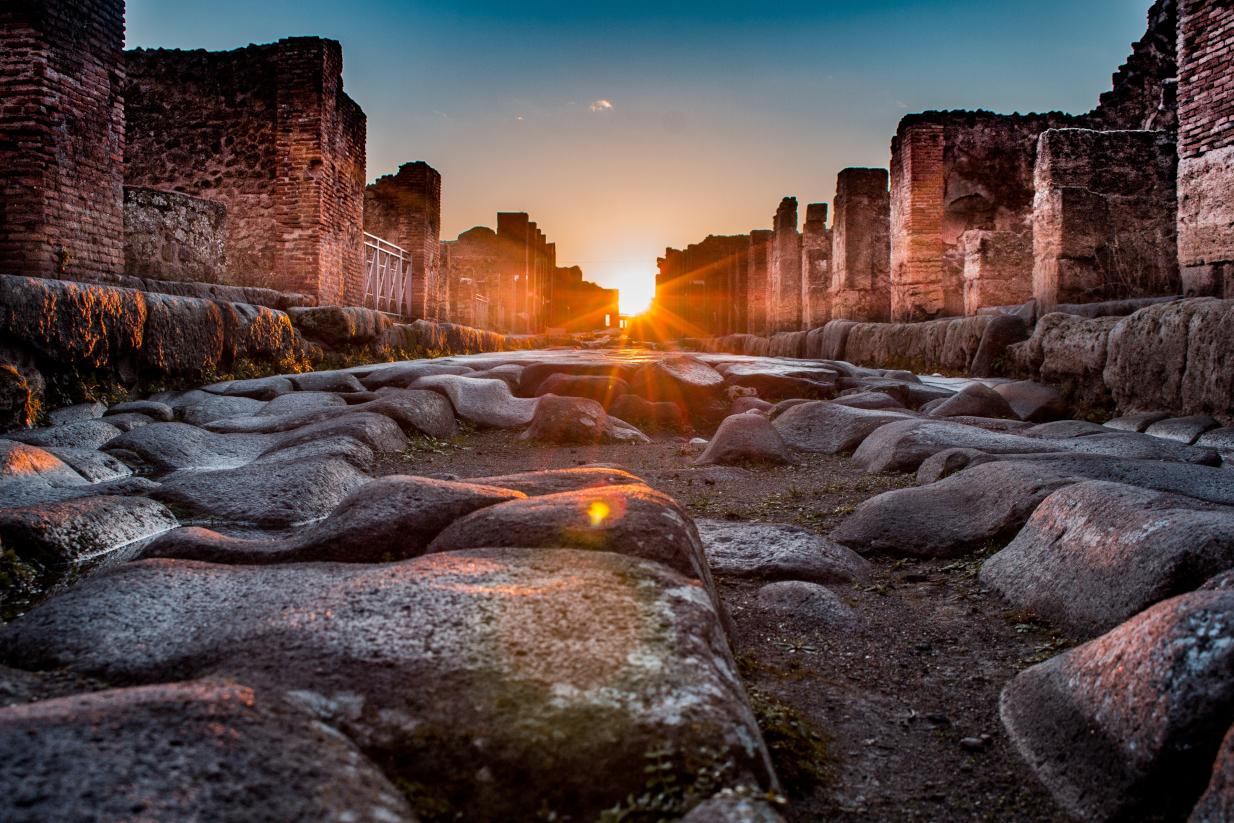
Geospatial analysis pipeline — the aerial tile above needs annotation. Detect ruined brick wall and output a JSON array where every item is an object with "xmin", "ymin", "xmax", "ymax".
[
  {"xmin": 686, "ymin": 235, "xmax": 749, "ymax": 336},
  {"xmin": 123, "ymin": 186, "xmax": 226, "ymax": 283},
  {"xmin": 1033, "ymin": 129, "xmax": 1178, "ymax": 312},
  {"xmin": 802, "ymin": 203, "xmax": 832, "ymax": 328},
  {"xmin": 1089, "ymin": 0, "xmax": 1180, "ymax": 133},
  {"xmin": 770, "ymin": 197, "xmax": 802, "ymax": 332},
  {"xmin": 365, "ymin": 162, "xmax": 442, "ymax": 321},
  {"xmin": 746, "ymin": 230, "xmax": 773, "ymax": 336},
  {"xmin": 0, "ymin": 0, "xmax": 125, "ymax": 281},
  {"xmin": 124, "ymin": 38, "xmax": 365, "ymax": 305},
  {"xmin": 889, "ymin": 1, "xmax": 1178, "ymax": 319},
  {"xmin": 1177, "ymin": 0, "xmax": 1234, "ymax": 295},
  {"xmin": 830, "ymin": 169, "xmax": 891, "ymax": 323},
  {"xmin": 125, "ymin": 45, "xmax": 279, "ymax": 286},
  {"xmin": 495, "ymin": 213, "xmax": 553, "ymax": 333}
]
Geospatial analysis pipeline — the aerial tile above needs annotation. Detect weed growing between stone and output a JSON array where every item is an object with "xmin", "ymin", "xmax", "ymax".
[{"xmin": 746, "ymin": 688, "xmax": 835, "ymax": 799}]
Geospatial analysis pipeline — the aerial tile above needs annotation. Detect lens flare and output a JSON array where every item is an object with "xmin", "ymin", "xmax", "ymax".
[{"xmin": 587, "ymin": 500, "xmax": 612, "ymax": 526}]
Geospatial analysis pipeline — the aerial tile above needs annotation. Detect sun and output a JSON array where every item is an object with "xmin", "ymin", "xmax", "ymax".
[{"xmin": 615, "ymin": 265, "xmax": 656, "ymax": 316}]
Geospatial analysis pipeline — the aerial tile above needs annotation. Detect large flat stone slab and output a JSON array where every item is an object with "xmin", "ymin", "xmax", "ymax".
[
  {"xmin": 0, "ymin": 549, "xmax": 775, "ymax": 822},
  {"xmin": 832, "ymin": 462, "xmax": 1081, "ymax": 558},
  {"xmin": 772, "ymin": 401, "xmax": 915, "ymax": 455},
  {"xmin": 469, "ymin": 467, "xmax": 646, "ymax": 497},
  {"xmin": 149, "ymin": 457, "xmax": 373, "ymax": 528},
  {"xmin": 852, "ymin": 420, "xmax": 1063, "ymax": 474},
  {"xmin": 144, "ymin": 476, "xmax": 525, "ymax": 564},
  {"xmin": 1000, "ymin": 590, "xmax": 1234, "ymax": 823},
  {"xmin": 696, "ymin": 520, "xmax": 871, "ymax": 584},
  {"xmin": 980, "ymin": 481, "xmax": 1234, "ymax": 639},
  {"xmin": 0, "ymin": 681, "xmax": 416, "ymax": 823},
  {"xmin": 202, "ymin": 389, "xmax": 458, "ymax": 440},
  {"xmin": 4, "ymin": 420, "xmax": 122, "ymax": 451},
  {"xmin": 410, "ymin": 373, "xmax": 540, "ymax": 428}
]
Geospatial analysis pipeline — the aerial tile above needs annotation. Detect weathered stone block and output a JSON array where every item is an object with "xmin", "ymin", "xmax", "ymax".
[{"xmin": 122, "ymin": 186, "xmax": 227, "ymax": 284}]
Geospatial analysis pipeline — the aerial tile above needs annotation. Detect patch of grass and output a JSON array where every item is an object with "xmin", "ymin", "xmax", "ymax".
[
  {"xmin": 1003, "ymin": 609, "xmax": 1077, "ymax": 666},
  {"xmin": 393, "ymin": 780, "xmax": 454, "ymax": 823},
  {"xmin": 746, "ymin": 688, "xmax": 835, "ymax": 799},
  {"xmin": 597, "ymin": 747, "xmax": 763, "ymax": 823},
  {"xmin": 938, "ymin": 540, "xmax": 1006, "ymax": 580}
]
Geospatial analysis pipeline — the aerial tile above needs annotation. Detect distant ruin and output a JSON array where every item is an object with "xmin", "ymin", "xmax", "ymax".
[
  {"xmin": 650, "ymin": 0, "xmax": 1204, "ymax": 336},
  {"xmin": 442, "ymin": 215, "xmax": 617, "ymax": 335}
]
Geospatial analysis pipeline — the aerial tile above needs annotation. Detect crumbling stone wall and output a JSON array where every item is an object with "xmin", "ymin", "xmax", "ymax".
[
  {"xmin": 1177, "ymin": 0, "xmax": 1234, "ymax": 297},
  {"xmin": 746, "ymin": 230, "xmax": 773, "ymax": 336},
  {"xmin": 124, "ymin": 38, "xmax": 366, "ymax": 306},
  {"xmin": 889, "ymin": 0, "xmax": 1178, "ymax": 320},
  {"xmin": 802, "ymin": 204, "xmax": 832, "ymax": 328},
  {"xmin": 1032, "ymin": 129, "xmax": 1178, "ymax": 313},
  {"xmin": 0, "ymin": 0, "xmax": 126, "ymax": 281},
  {"xmin": 655, "ymin": 236, "xmax": 750, "ymax": 337},
  {"xmin": 497, "ymin": 213, "xmax": 553, "ymax": 334},
  {"xmin": 960, "ymin": 230, "xmax": 1033, "ymax": 316},
  {"xmin": 365, "ymin": 162, "xmax": 443, "ymax": 321},
  {"xmin": 123, "ymin": 186, "xmax": 227, "ymax": 284},
  {"xmin": 830, "ymin": 169, "xmax": 891, "ymax": 323}
]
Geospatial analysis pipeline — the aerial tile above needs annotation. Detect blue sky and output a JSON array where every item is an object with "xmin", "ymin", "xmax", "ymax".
[{"xmin": 127, "ymin": 0, "xmax": 1154, "ymax": 311}]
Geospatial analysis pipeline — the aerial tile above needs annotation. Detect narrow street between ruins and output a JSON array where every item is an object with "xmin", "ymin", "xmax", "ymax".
[{"xmin": 385, "ymin": 433, "xmax": 1078, "ymax": 823}]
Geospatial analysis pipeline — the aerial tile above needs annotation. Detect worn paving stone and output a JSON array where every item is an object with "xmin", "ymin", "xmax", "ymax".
[
  {"xmin": 149, "ymin": 457, "xmax": 373, "ymax": 529},
  {"xmin": 927, "ymin": 383, "xmax": 1019, "ymax": 420},
  {"xmin": 520, "ymin": 395, "xmax": 648, "ymax": 445},
  {"xmin": 1197, "ymin": 428, "xmax": 1234, "ymax": 465},
  {"xmin": 695, "ymin": 520, "xmax": 871, "ymax": 584},
  {"xmin": 43, "ymin": 448, "xmax": 131, "ymax": 483},
  {"xmin": 607, "ymin": 394, "xmax": 692, "ymax": 434},
  {"xmin": 630, "ymin": 355, "xmax": 725, "ymax": 406},
  {"xmin": 681, "ymin": 796, "xmax": 788, "ymax": 823},
  {"xmin": 1189, "ymin": 722, "xmax": 1234, "ymax": 823},
  {"xmin": 215, "ymin": 376, "xmax": 295, "ymax": 401},
  {"xmin": 289, "ymin": 370, "xmax": 366, "ymax": 393},
  {"xmin": 992, "ymin": 381, "xmax": 1068, "ymax": 423},
  {"xmin": 980, "ymin": 481, "xmax": 1234, "ymax": 639},
  {"xmin": 1104, "ymin": 411, "xmax": 1172, "ymax": 433},
  {"xmin": 0, "ymin": 440, "xmax": 87, "ymax": 488},
  {"xmin": 178, "ymin": 394, "xmax": 267, "ymax": 426},
  {"xmin": 1024, "ymin": 420, "xmax": 1115, "ymax": 439},
  {"xmin": 4, "ymin": 420, "xmax": 123, "ymax": 451},
  {"xmin": 831, "ymin": 391, "xmax": 906, "ymax": 411},
  {"xmin": 517, "ymin": 362, "xmax": 634, "ymax": 397},
  {"xmin": 0, "ymin": 495, "xmax": 178, "ymax": 599},
  {"xmin": 999, "ymin": 589, "xmax": 1234, "ymax": 823},
  {"xmin": 257, "ymin": 391, "xmax": 347, "ymax": 417},
  {"xmin": 0, "ymin": 681, "xmax": 417, "ymax": 823},
  {"xmin": 469, "ymin": 467, "xmax": 646, "ymax": 497},
  {"xmin": 534, "ymin": 374, "xmax": 633, "ymax": 408},
  {"xmin": 852, "ymin": 420, "xmax": 1062, "ymax": 474},
  {"xmin": 144, "ymin": 476, "xmax": 524, "ymax": 564},
  {"xmin": 204, "ymin": 390, "xmax": 458, "ymax": 441},
  {"xmin": 411, "ymin": 373, "xmax": 540, "ymax": 428},
  {"xmin": 833, "ymin": 461, "xmax": 1080, "ymax": 558},
  {"xmin": 360, "ymin": 361, "xmax": 474, "ymax": 391},
  {"xmin": 755, "ymin": 581, "xmax": 865, "ymax": 631},
  {"xmin": 694, "ymin": 414, "xmax": 794, "ymax": 467},
  {"xmin": 1146, "ymin": 414, "xmax": 1223, "ymax": 445},
  {"xmin": 0, "ymin": 549, "xmax": 775, "ymax": 823},
  {"xmin": 773, "ymin": 401, "xmax": 915, "ymax": 455},
  {"xmin": 914, "ymin": 447, "xmax": 999, "ymax": 484},
  {"xmin": 730, "ymin": 397, "xmax": 775, "ymax": 415},
  {"xmin": 103, "ymin": 400, "xmax": 174, "ymax": 422},
  {"xmin": 45, "ymin": 403, "xmax": 107, "ymax": 427},
  {"xmin": 1054, "ymin": 431, "xmax": 1220, "ymax": 465}
]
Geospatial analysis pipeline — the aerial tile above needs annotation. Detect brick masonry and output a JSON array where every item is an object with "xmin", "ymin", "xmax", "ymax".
[
  {"xmin": 124, "ymin": 38, "xmax": 366, "ymax": 306},
  {"xmin": 802, "ymin": 203, "xmax": 832, "ymax": 328},
  {"xmin": 365, "ymin": 162, "xmax": 443, "ymax": 321},
  {"xmin": 0, "ymin": 0, "xmax": 126, "ymax": 281},
  {"xmin": 1177, "ymin": 0, "xmax": 1234, "ymax": 286}
]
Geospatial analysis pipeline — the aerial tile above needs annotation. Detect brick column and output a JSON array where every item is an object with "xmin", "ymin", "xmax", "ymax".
[
  {"xmin": 771, "ymin": 197, "xmax": 802, "ymax": 331},
  {"xmin": 802, "ymin": 203, "xmax": 832, "ymax": 328},
  {"xmin": 1177, "ymin": 0, "xmax": 1234, "ymax": 297},
  {"xmin": 830, "ymin": 169, "xmax": 891, "ymax": 322},
  {"xmin": 890, "ymin": 124, "xmax": 946, "ymax": 322},
  {"xmin": 0, "ymin": 0, "xmax": 126, "ymax": 280}
]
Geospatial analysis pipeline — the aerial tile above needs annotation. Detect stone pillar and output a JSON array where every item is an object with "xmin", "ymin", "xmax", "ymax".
[
  {"xmin": 771, "ymin": 197, "xmax": 802, "ymax": 331},
  {"xmin": 0, "ymin": 0, "xmax": 126, "ymax": 280},
  {"xmin": 364, "ymin": 161, "xmax": 442, "ymax": 321},
  {"xmin": 1032, "ymin": 129, "xmax": 1178, "ymax": 313},
  {"xmin": 497, "ymin": 212, "xmax": 530, "ymax": 333},
  {"xmin": 890, "ymin": 123, "xmax": 947, "ymax": 322},
  {"xmin": 747, "ymin": 230, "xmax": 773, "ymax": 336},
  {"xmin": 961, "ymin": 230, "xmax": 1033, "ymax": 314},
  {"xmin": 802, "ymin": 204, "xmax": 832, "ymax": 328},
  {"xmin": 1177, "ymin": 0, "xmax": 1234, "ymax": 298},
  {"xmin": 830, "ymin": 169, "xmax": 891, "ymax": 323}
]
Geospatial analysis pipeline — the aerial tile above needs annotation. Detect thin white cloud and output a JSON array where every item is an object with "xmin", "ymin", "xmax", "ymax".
[{"xmin": 589, "ymin": 99, "xmax": 614, "ymax": 113}]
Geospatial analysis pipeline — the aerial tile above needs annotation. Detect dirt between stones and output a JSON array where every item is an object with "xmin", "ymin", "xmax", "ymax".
[{"xmin": 375, "ymin": 431, "xmax": 1077, "ymax": 823}]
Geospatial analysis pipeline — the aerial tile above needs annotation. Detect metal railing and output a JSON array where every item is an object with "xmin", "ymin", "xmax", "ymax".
[{"xmin": 363, "ymin": 232, "xmax": 412, "ymax": 316}]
